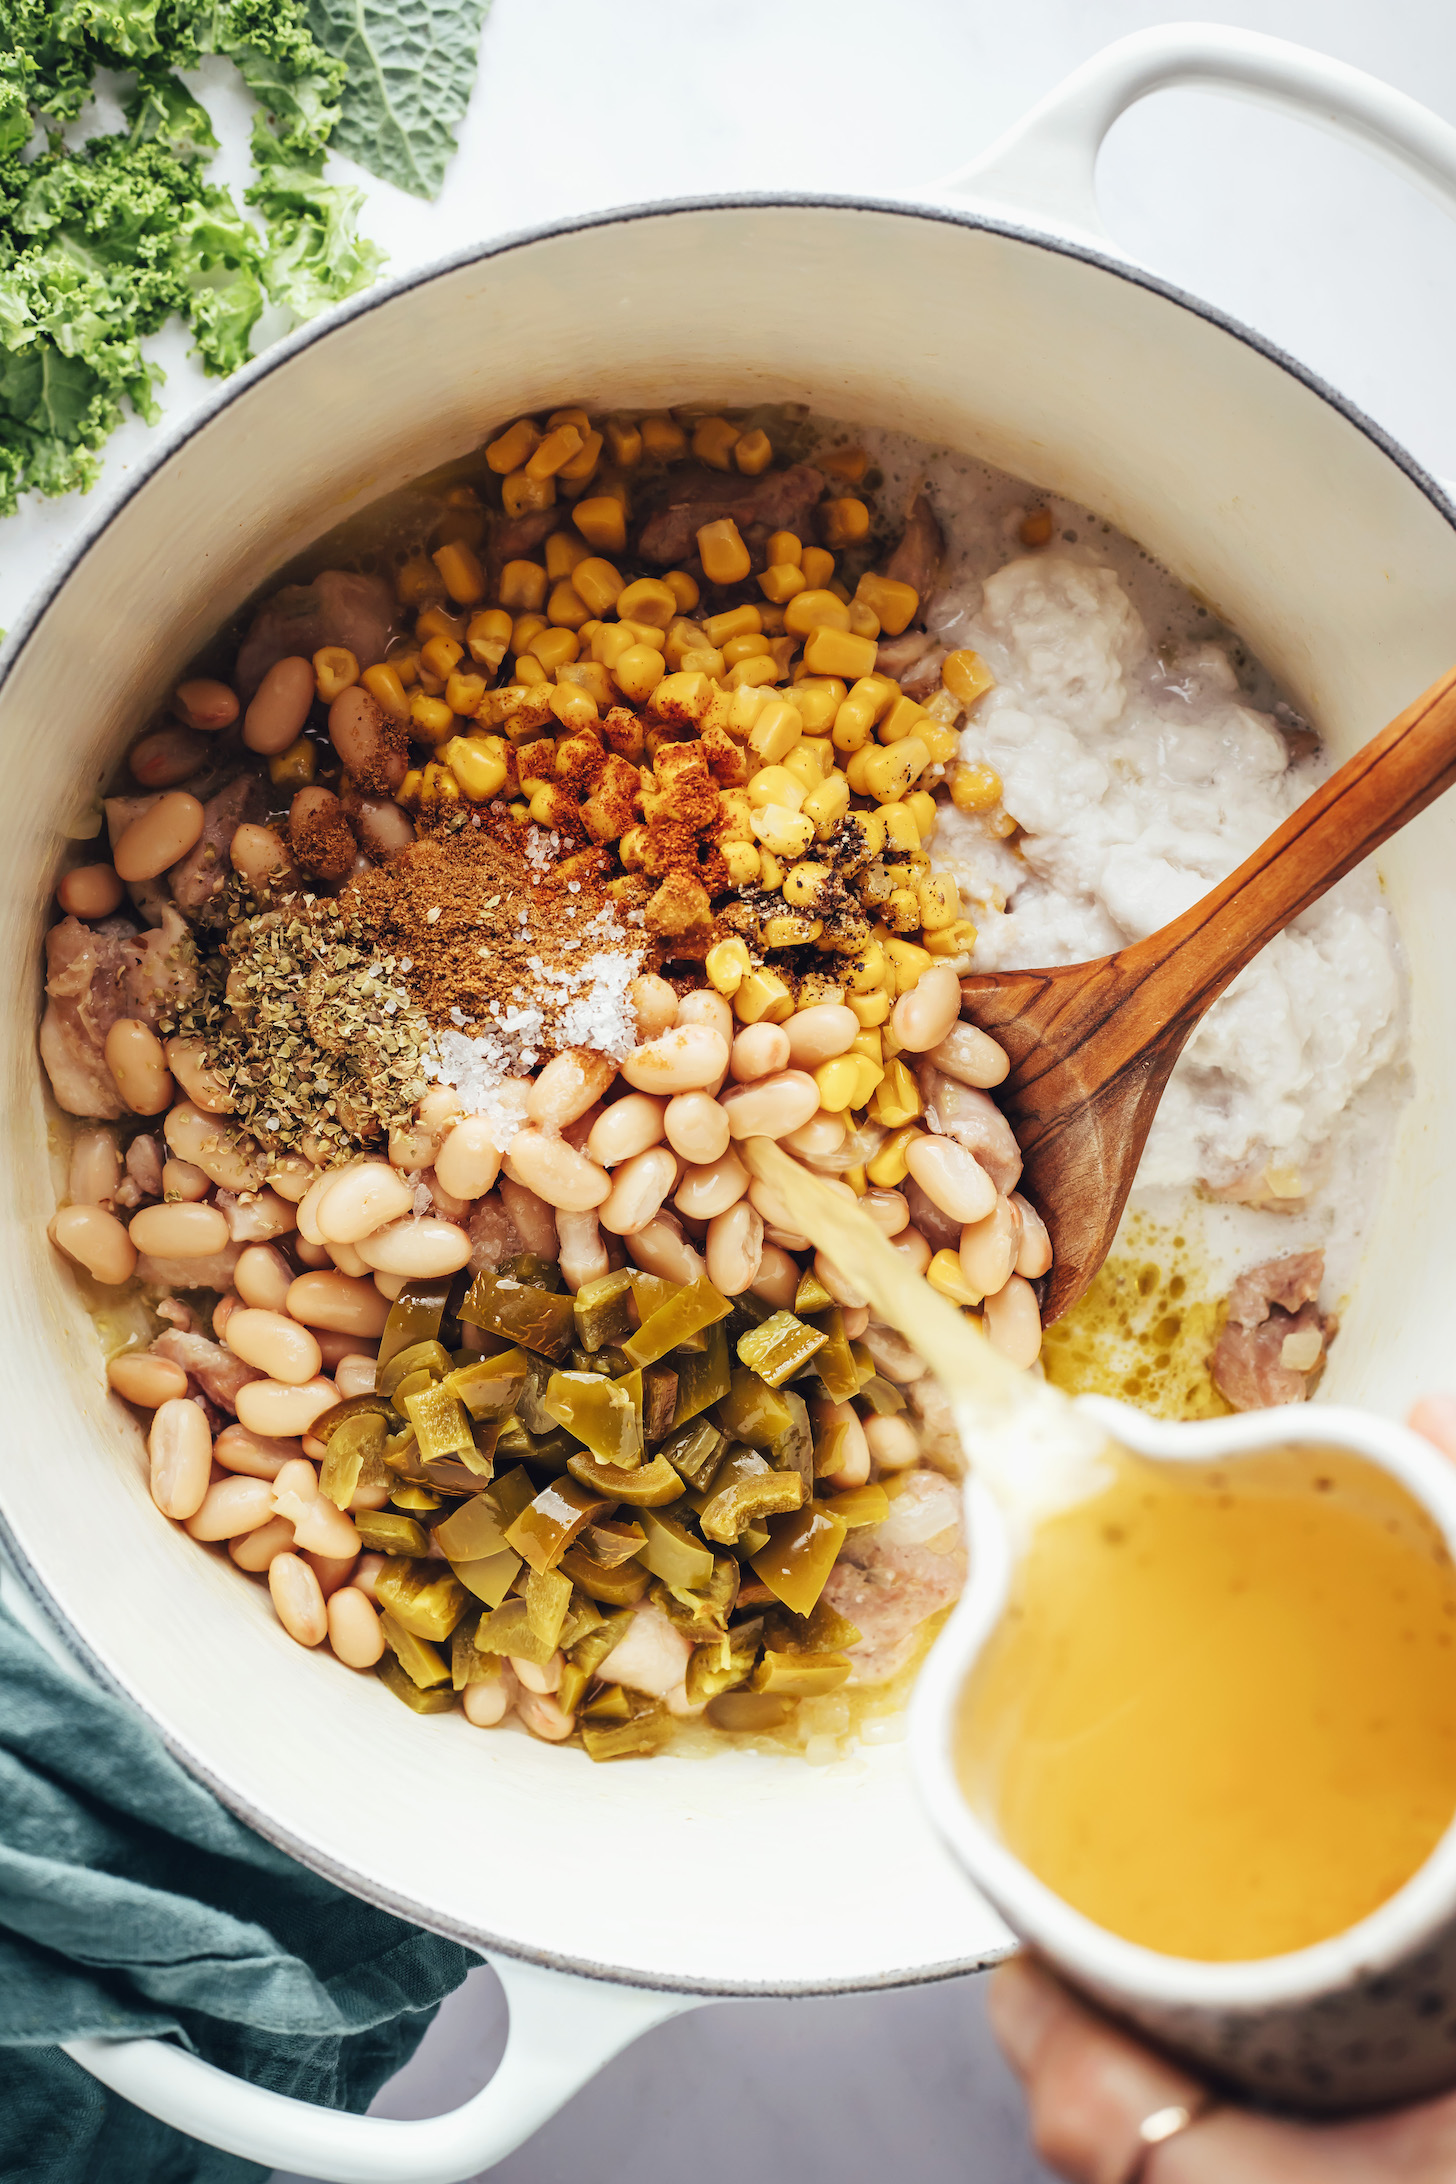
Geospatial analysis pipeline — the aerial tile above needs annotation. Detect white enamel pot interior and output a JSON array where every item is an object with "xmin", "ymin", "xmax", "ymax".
[{"xmin": 5, "ymin": 22, "xmax": 1456, "ymax": 2181}]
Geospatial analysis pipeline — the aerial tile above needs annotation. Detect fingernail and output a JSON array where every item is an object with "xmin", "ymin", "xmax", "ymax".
[{"xmin": 987, "ymin": 1956, "xmax": 1065, "ymax": 2074}]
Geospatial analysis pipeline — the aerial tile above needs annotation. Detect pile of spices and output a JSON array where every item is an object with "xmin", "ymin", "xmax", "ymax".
[{"xmin": 179, "ymin": 884, "xmax": 430, "ymax": 1158}]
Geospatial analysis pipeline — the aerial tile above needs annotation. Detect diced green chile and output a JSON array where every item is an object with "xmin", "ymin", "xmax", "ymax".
[
  {"xmin": 355, "ymin": 1511, "xmax": 430, "ymax": 1556},
  {"xmin": 558, "ymin": 1547, "xmax": 650, "ymax": 1605},
  {"xmin": 623, "ymin": 1275, "xmax": 731, "ymax": 1369},
  {"xmin": 642, "ymin": 1363, "xmax": 679, "ymax": 1443},
  {"xmin": 581, "ymin": 1702, "xmax": 674, "ymax": 1763},
  {"xmin": 525, "ymin": 1566, "xmax": 573, "ymax": 1649},
  {"xmin": 473, "ymin": 1594, "xmax": 557, "ymax": 1667},
  {"xmin": 572, "ymin": 1268, "xmax": 637, "ymax": 1353},
  {"xmin": 736, "ymin": 1311, "xmax": 827, "ymax": 1387},
  {"xmin": 449, "ymin": 1548, "xmax": 522, "ymax": 1608},
  {"xmin": 671, "ymin": 1321, "xmax": 730, "ymax": 1428},
  {"xmin": 402, "ymin": 1382, "xmax": 479, "ymax": 1465},
  {"xmin": 377, "ymin": 1654, "xmax": 458, "ymax": 1713},
  {"xmin": 635, "ymin": 1508, "xmax": 714, "ymax": 1590},
  {"xmin": 444, "ymin": 1348, "xmax": 529, "ymax": 1421},
  {"xmin": 319, "ymin": 1408, "xmax": 388, "ymax": 1508},
  {"xmin": 452, "ymin": 1615, "xmax": 503, "ymax": 1690},
  {"xmin": 581, "ymin": 1517, "xmax": 648, "ymax": 1566},
  {"xmin": 660, "ymin": 1417, "xmax": 728, "ymax": 1488},
  {"xmin": 375, "ymin": 1561, "xmax": 469, "ymax": 1642},
  {"xmin": 699, "ymin": 1466, "xmax": 803, "ymax": 1545},
  {"xmin": 793, "ymin": 1267, "xmax": 835, "ymax": 1316},
  {"xmin": 433, "ymin": 1493, "xmax": 511, "ymax": 1562},
  {"xmin": 704, "ymin": 1690, "xmax": 795, "ymax": 1733},
  {"xmin": 460, "ymin": 1273, "xmax": 575, "ymax": 1359},
  {"xmin": 378, "ymin": 1611, "xmax": 450, "ymax": 1688},
  {"xmin": 377, "ymin": 1278, "xmax": 452, "ymax": 1372},
  {"xmin": 544, "ymin": 1367, "xmax": 643, "ymax": 1467},
  {"xmin": 505, "ymin": 1476, "xmax": 614, "ymax": 1574},
  {"xmin": 378, "ymin": 1339, "xmax": 453, "ymax": 1402},
  {"xmin": 808, "ymin": 1307, "xmax": 860, "ymax": 1403},
  {"xmin": 566, "ymin": 1449, "xmax": 684, "ymax": 1507}
]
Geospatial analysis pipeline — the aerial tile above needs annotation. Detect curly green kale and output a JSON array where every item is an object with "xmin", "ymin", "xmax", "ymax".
[{"xmin": 0, "ymin": 0, "xmax": 383, "ymax": 515}]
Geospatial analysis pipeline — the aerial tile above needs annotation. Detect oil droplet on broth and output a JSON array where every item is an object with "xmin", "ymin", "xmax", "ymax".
[
  {"xmin": 1041, "ymin": 1212, "xmax": 1230, "ymax": 1419},
  {"xmin": 956, "ymin": 1443, "xmax": 1456, "ymax": 1961}
]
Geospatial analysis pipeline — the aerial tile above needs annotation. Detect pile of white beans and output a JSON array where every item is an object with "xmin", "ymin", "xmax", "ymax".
[{"xmin": 50, "ymin": 919, "xmax": 1046, "ymax": 1708}]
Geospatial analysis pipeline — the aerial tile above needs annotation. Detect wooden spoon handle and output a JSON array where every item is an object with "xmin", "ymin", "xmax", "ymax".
[
  {"xmin": 1117, "ymin": 660, "xmax": 1456, "ymax": 1036},
  {"xmin": 741, "ymin": 1138, "xmax": 1029, "ymax": 1413}
]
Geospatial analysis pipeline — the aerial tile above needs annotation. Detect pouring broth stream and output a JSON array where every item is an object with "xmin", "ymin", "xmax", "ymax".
[{"xmin": 956, "ymin": 1444, "xmax": 1456, "ymax": 1962}]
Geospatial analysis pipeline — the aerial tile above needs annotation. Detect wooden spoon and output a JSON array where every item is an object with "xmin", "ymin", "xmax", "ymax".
[{"xmin": 955, "ymin": 662, "xmax": 1456, "ymax": 1325}]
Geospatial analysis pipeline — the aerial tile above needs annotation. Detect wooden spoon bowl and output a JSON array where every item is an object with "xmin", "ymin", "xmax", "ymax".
[{"xmin": 956, "ymin": 663, "xmax": 1456, "ymax": 1324}]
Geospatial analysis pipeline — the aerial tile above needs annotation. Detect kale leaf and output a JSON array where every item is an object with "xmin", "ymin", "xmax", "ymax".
[{"xmin": 306, "ymin": 0, "xmax": 492, "ymax": 200}]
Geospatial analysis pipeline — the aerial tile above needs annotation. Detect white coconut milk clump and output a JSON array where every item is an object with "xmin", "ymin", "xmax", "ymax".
[{"xmin": 848, "ymin": 421, "xmax": 1408, "ymax": 1289}]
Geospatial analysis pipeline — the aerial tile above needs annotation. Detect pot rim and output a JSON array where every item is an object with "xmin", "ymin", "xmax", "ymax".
[{"xmin": 4, "ymin": 185, "xmax": 1453, "ymax": 1999}]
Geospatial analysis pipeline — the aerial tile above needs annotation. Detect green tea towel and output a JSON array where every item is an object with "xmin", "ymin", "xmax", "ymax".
[{"xmin": 0, "ymin": 1593, "xmax": 479, "ymax": 2184}]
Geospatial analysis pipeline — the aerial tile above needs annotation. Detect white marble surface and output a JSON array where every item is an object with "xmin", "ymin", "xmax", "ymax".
[{"xmin": 11, "ymin": 0, "xmax": 1453, "ymax": 2175}]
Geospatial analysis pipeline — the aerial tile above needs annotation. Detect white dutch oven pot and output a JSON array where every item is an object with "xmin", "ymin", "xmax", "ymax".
[{"xmin": 4, "ymin": 23, "xmax": 1456, "ymax": 2180}]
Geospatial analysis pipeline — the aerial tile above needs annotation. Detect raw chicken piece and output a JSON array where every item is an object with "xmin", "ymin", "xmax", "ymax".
[
  {"xmin": 234, "ymin": 570, "xmax": 395, "ymax": 700},
  {"xmin": 882, "ymin": 491, "xmax": 944, "ymax": 600},
  {"xmin": 121, "ymin": 902, "xmax": 197, "ymax": 1024},
  {"xmin": 151, "ymin": 1328, "xmax": 262, "ymax": 1413},
  {"xmin": 171, "ymin": 776, "xmax": 268, "ymax": 917},
  {"xmin": 822, "ymin": 1471, "xmax": 966, "ymax": 1684},
  {"xmin": 136, "ymin": 1246, "xmax": 242, "ymax": 1293},
  {"xmin": 39, "ymin": 916, "xmax": 133, "ymax": 1117},
  {"xmin": 637, "ymin": 463, "xmax": 824, "ymax": 566},
  {"xmin": 1210, "ymin": 1250, "xmax": 1335, "ymax": 1411}
]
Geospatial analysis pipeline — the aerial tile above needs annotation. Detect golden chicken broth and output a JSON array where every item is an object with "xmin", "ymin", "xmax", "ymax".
[{"xmin": 956, "ymin": 1446, "xmax": 1456, "ymax": 1961}]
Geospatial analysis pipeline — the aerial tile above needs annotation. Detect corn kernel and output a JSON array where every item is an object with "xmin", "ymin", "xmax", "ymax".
[
  {"xmin": 361, "ymin": 663, "xmax": 409, "ymax": 721},
  {"xmin": 546, "ymin": 407, "xmax": 591, "ymax": 435},
  {"xmin": 463, "ymin": 609, "xmax": 510, "ymax": 671},
  {"xmin": 572, "ymin": 497, "xmax": 627, "ymax": 553},
  {"xmin": 514, "ymin": 656, "xmax": 548, "ymax": 685},
  {"xmin": 618, "ymin": 824, "xmax": 649, "ymax": 870},
  {"xmin": 445, "ymin": 670, "xmax": 487, "ymax": 717},
  {"xmin": 766, "ymin": 531, "xmax": 802, "ymax": 569},
  {"xmin": 870, "ymin": 1061, "xmax": 925, "ymax": 1133},
  {"xmin": 854, "ymin": 572, "xmax": 920, "ymax": 636},
  {"xmin": 852, "ymin": 737, "xmax": 928, "ymax": 803},
  {"xmin": 883, "ymin": 886, "xmax": 918, "ymax": 933},
  {"xmin": 539, "ymin": 533, "xmax": 584, "ymax": 584},
  {"xmin": 906, "ymin": 788, "xmax": 939, "ymax": 839},
  {"xmin": 746, "ymin": 764, "xmax": 805, "ymax": 811},
  {"xmin": 420, "ymin": 760, "xmax": 459, "ymax": 804},
  {"xmin": 720, "ymin": 424, "xmax": 767, "ymax": 474},
  {"xmin": 722, "ymin": 839, "xmax": 762, "ymax": 886},
  {"xmin": 502, "ymin": 470, "xmax": 555, "ymax": 519},
  {"xmin": 546, "ymin": 579, "xmax": 589, "ymax": 631},
  {"xmin": 706, "ymin": 937, "xmax": 752, "ymax": 996},
  {"xmin": 821, "ymin": 497, "xmax": 870, "ymax": 548},
  {"xmin": 557, "ymin": 660, "xmax": 614, "ymax": 710},
  {"xmin": 663, "ymin": 569, "xmax": 699, "ymax": 613},
  {"xmin": 640, "ymin": 413, "xmax": 687, "ymax": 461},
  {"xmin": 950, "ymin": 760, "xmax": 1003, "ymax": 816},
  {"xmin": 794, "ymin": 974, "xmax": 844, "ymax": 1010},
  {"xmin": 619, "ymin": 618, "xmax": 666, "ymax": 652},
  {"xmin": 590, "ymin": 623, "xmax": 635, "ymax": 671},
  {"xmin": 700, "ymin": 605, "xmax": 760, "ymax": 647},
  {"xmin": 614, "ymin": 576, "xmax": 676, "ymax": 630},
  {"xmin": 420, "ymin": 635, "xmax": 463, "ymax": 682},
  {"xmin": 923, "ymin": 917, "xmax": 978, "ymax": 958},
  {"xmin": 561, "ymin": 562, "xmax": 616, "ymax": 622},
  {"xmin": 415, "ymin": 604, "xmax": 466, "ymax": 646},
  {"xmin": 268, "ymin": 735, "xmax": 315, "ymax": 789},
  {"xmin": 819, "ymin": 445, "xmax": 868, "ymax": 484},
  {"xmin": 917, "ymin": 872, "xmax": 960, "ymax": 930},
  {"xmin": 734, "ymin": 967, "xmax": 794, "ymax": 1025},
  {"xmin": 847, "ymin": 599, "xmax": 880, "ymax": 642},
  {"xmin": 397, "ymin": 766, "xmax": 423, "ymax": 806},
  {"xmin": 614, "ymin": 644, "xmax": 665, "ymax": 704},
  {"xmin": 547, "ymin": 683, "xmax": 598, "ymax": 732},
  {"xmin": 559, "ymin": 428, "xmax": 602, "ymax": 484},
  {"xmin": 695, "ymin": 517, "xmax": 750, "ymax": 587},
  {"xmin": 528, "ymin": 781, "xmax": 573, "ymax": 827},
  {"xmin": 746, "ymin": 698, "xmax": 804, "ymax": 767},
  {"xmin": 846, "ymin": 988, "xmax": 891, "ymax": 1027},
  {"xmin": 802, "ymin": 770, "xmax": 850, "ymax": 839},
  {"xmin": 431, "ymin": 539, "xmax": 486, "ymax": 607},
  {"xmin": 816, "ymin": 1055, "xmax": 879, "ymax": 1113},
  {"xmin": 782, "ymin": 860, "xmax": 831, "ymax": 908},
  {"xmin": 312, "ymin": 645, "xmax": 358, "ymax": 702},
  {"xmin": 716, "ymin": 631, "xmax": 766, "ymax": 671},
  {"xmin": 782, "ymin": 746, "xmax": 824, "ymax": 797},
  {"xmin": 692, "ymin": 416, "xmax": 741, "ymax": 470},
  {"xmin": 442, "ymin": 734, "xmax": 509, "ymax": 801},
  {"xmin": 410, "ymin": 691, "xmax": 454, "ymax": 740},
  {"xmin": 803, "ymin": 627, "xmax": 878, "ymax": 681},
  {"xmin": 879, "ymin": 803, "xmax": 920, "ymax": 855},
  {"xmin": 784, "ymin": 588, "xmax": 849, "ymax": 638},
  {"xmin": 832, "ymin": 694, "xmax": 876, "ymax": 753},
  {"xmin": 919, "ymin": 723, "xmax": 956, "ymax": 765},
  {"xmin": 785, "ymin": 678, "xmax": 842, "ymax": 734},
  {"xmin": 751, "ymin": 804, "xmax": 815, "ymax": 859},
  {"xmin": 883, "ymin": 938, "xmax": 933, "ymax": 996},
  {"xmin": 753, "ymin": 563, "xmax": 802, "ymax": 607},
  {"xmin": 486, "ymin": 419, "xmax": 540, "ymax": 473},
  {"xmin": 525, "ymin": 424, "xmax": 583, "ymax": 481},
  {"xmin": 679, "ymin": 646, "xmax": 727, "ymax": 682},
  {"xmin": 842, "ymin": 940, "xmax": 886, "ymax": 994},
  {"xmin": 762, "ymin": 912, "xmax": 823, "ymax": 949},
  {"xmin": 927, "ymin": 1249, "xmax": 981, "ymax": 1307},
  {"xmin": 943, "ymin": 648, "xmax": 997, "ymax": 709},
  {"xmin": 605, "ymin": 418, "xmax": 642, "ymax": 468},
  {"xmin": 727, "ymin": 655, "xmax": 779, "ymax": 691},
  {"xmin": 878, "ymin": 693, "xmax": 929, "ymax": 744},
  {"xmin": 395, "ymin": 554, "xmax": 442, "ymax": 608},
  {"xmin": 800, "ymin": 546, "xmax": 835, "ymax": 589},
  {"xmin": 512, "ymin": 613, "xmax": 548, "ymax": 655}
]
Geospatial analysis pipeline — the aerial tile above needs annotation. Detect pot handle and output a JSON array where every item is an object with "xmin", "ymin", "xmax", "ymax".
[
  {"xmin": 938, "ymin": 21, "xmax": 1456, "ymax": 244},
  {"xmin": 60, "ymin": 1955, "xmax": 697, "ymax": 2184}
]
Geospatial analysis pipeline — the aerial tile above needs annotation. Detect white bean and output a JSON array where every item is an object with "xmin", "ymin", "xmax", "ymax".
[
  {"xmin": 213, "ymin": 1424, "xmax": 301, "ymax": 1479},
  {"xmin": 750, "ymin": 1244, "xmax": 800, "ymax": 1310},
  {"xmin": 811, "ymin": 1398, "xmax": 870, "ymax": 1488},
  {"xmin": 104, "ymin": 1019, "xmax": 173, "ymax": 1115},
  {"xmin": 333, "ymin": 1354, "xmax": 378, "ymax": 1399},
  {"xmin": 729, "ymin": 1023, "xmax": 790, "ymax": 1081},
  {"xmin": 512, "ymin": 1650, "xmax": 564, "ymax": 1695},
  {"xmin": 356, "ymin": 1217, "xmax": 472, "ymax": 1277},
  {"xmin": 984, "ymin": 1273, "xmax": 1043, "ymax": 1369},
  {"xmin": 585, "ymin": 1094, "xmax": 666, "ymax": 1167},
  {"xmin": 230, "ymin": 1514, "xmax": 295, "ymax": 1570},
  {"xmin": 515, "ymin": 1690, "xmax": 576, "ymax": 1742},
  {"xmin": 782, "ymin": 1111, "xmax": 848, "ymax": 1161},
  {"xmin": 463, "ymin": 1671, "xmax": 516, "ymax": 1727},
  {"xmin": 674, "ymin": 1149, "xmax": 749, "ymax": 1220},
  {"xmin": 556, "ymin": 1207, "xmax": 608, "ymax": 1292},
  {"xmin": 224, "ymin": 1189, "xmax": 298, "ymax": 1244},
  {"xmin": 719, "ymin": 1071, "xmax": 820, "ymax": 1141},
  {"xmin": 862, "ymin": 1188, "xmax": 909, "ymax": 1236},
  {"xmin": 235, "ymin": 1375, "xmax": 338, "ymax": 1437},
  {"xmin": 929, "ymin": 1021, "xmax": 1011, "ymax": 1089},
  {"xmin": 705, "ymin": 1201, "xmax": 764, "ymax": 1296},
  {"xmin": 664, "ymin": 1091, "xmax": 730, "ymax": 1164},
  {"xmin": 58, "ymin": 863, "xmax": 125, "ymax": 919},
  {"xmin": 174, "ymin": 676, "xmax": 239, "ymax": 732},
  {"xmin": 269, "ymin": 1551, "xmax": 328, "ymax": 1646},
  {"xmin": 505, "ymin": 1127, "xmax": 611, "ymax": 1212},
  {"xmin": 235, "ymin": 1244, "xmax": 294, "ymax": 1313},
  {"xmin": 959, "ymin": 1197, "xmax": 1020, "ymax": 1299},
  {"xmin": 128, "ymin": 1201, "xmax": 230, "ymax": 1259},
  {"xmin": 905, "ymin": 1135, "xmax": 997, "ymax": 1225},
  {"xmin": 675, "ymin": 988, "xmax": 734, "ymax": 1044},
  {"xmin": 148, "ymin": 1398, "xmax": 212, "ymax": 1520},
  {"xmin": 326, "ymin": 1238, "xmax": 371, "ymax": 1278},
  {"xmin": 113, "ymin": 792, "xmax": 205, "ymax": 882},
  {"xmin": 434, "ymin": 1116, "xmax": 503, "ymax": 1201},
  {"xmin": 621, "ymin": 1024, "xmax": 729, "ymax": 1095},
  {"xmin": 328, "ymin": 1586, "xmax": 385, "ymax": 1668},
  {"xmin": 265, "ymin": 1155, "xmax": 317, "ymax": 1204},
  {"xmin": 629, "ymin": 972, "xmax": 679, "ymax": 1038},
  {"xmin": 891, "ymin": 1226, "xmax": 932, "ymax": 1276},
  {"xmin": 598, "ymin": 1146, "xmax": 677, "ymax": 1235},
  {"xmin": 317, "ymin": 1159, "xmax": 413, "ymax": 1244},
  {"xmin": 185, "ymin": 1475, "xmax": 276, "ymax": 1541},
  {"xmin": 1012, "ymin": 1192, "xmax": 1053, "ymax": 1278},
  {"xmin": 842, "ymin": 1305, "xmax": 869, "ymax": 1340},
  {"xmin": 163, "ymin": 1103, "xmax": 267, "ymax": 1192},
  {"xmin": 329, "ymin": 686, "xmax": 405, "ymax": 791},
  {"xmin": 162, "ymin": 1158, "xmax": 210, "ymax": 1202},
  {"xmin": 864, "ymin": 1414, "xmax": 921, "ymax": 1471},
  {"xmin": 814, "ymin": 1250, "xmax": 866, "ymax": 1310},
  {"xmin": 230, "ymin": 822, "xmax": 297, "ymax": 891},
  {"xmin": 498, "ymin": 1177, "xmax": 558, "ymax": 1256},
  {"xmin": 891, "ymin": 963, "xmax": 962, "ymax": 1053},
  {"xmin": 244, "ymin": 656, "xmax": 315, "ymax": 755},
  {"xmin": 355, "ymin": 799, "xmax": 415, "ymax": 861},
  {"xmin": 306, "ymin": 1550, "xmax": 358, "ymax": 1601},
  {"xmin": 164, "ymin": 1036, "xmax": 234, "ymax": 1114},
  {"xmin": 49, "ymin": 1203, "xmax": 137, "ymax": 1286},
  {"xmin": 224, "ymin": 1307, "xmax": 322, "ymax": 1386},
  {"xmin": 784, "ymin": 1005, "xmax": 859, "ymax": 1069},
  {"xmin": 351, "ymin": 1553, "xmax": 387, "ymax": 1602},
  {"xmin": 107, "ymin": 1351, "xmax": 187, "ymax": 1407},
  {"xmin": 213, "ymin": 1292, "xmax": 240, "ymax": 1340},
  {"xmin": 527, "ymin": 1048, "xmax": 617, "ymax": 1128},
  {"xmin": 70, "ymin": 1126, "xmax": 121, "ymax": 1207},
  {"xmin": 272, "ymin": 1474, "xmax": 360, "ymax": 1559},
  {"xmin": 284, "ymin": 1270, "xmax": 390, "ymax": 1337},
  {"xmin": 625, "ymin": 1212, "xmax": 705, "ymax": 1285}
]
